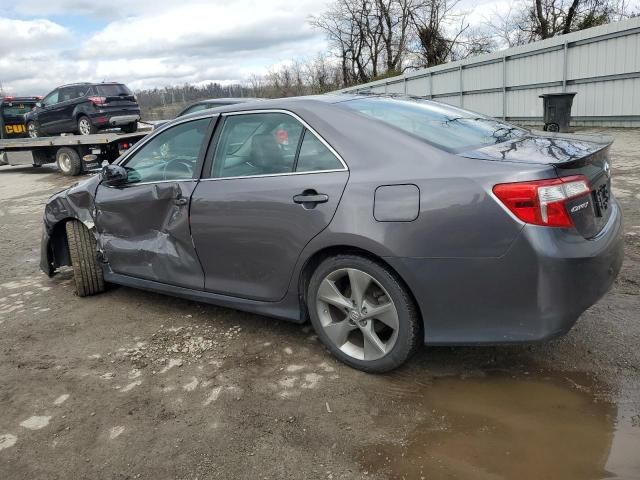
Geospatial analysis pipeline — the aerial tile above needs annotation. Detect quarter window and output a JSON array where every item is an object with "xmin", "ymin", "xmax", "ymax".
[
  {"xmin": 295, "ymin": 131, "xmax": 343, "ymax": 172},
  {"xmin": 122, "ymin": 118, "xmax": 209, "ymax": 184}
]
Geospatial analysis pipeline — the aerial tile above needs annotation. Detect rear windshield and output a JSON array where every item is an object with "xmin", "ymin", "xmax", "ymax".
[
  {"xmin": 93, "ymin": 84, "xmax": 132, "ymax": 96},
  {"xmin": 339, "ymin": 97, "xmax": 527, "ymax": 152},
  {"xmin": 1, "ymin": 102, "xmax": 35, "ymax": 119}
]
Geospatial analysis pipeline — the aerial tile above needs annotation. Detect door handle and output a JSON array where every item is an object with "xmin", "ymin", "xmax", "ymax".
[
  {"xmin": 174, "ymin": 197, "xmax": 188, "ymax": 206},
  {"xmin": 293, "ymin": 192, "xmax": 329, "ymax": 205}
]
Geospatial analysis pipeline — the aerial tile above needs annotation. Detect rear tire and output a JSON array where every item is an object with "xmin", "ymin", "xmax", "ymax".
[
  {"xmin": 65, "ymin": 220, "xmax": 105, "ymax": 297},
  {"xmin": 77, "ymin": 116, "xmax": 97, "ymax": 135},
  {"xmin": 307, "ymin": 254, "xmax": 421, "ymax": 373},
  {"xmin": 56, "ymin": 147, "xmax": 82, "ymax": 176},
  {"xmin": 121, "ymin": 122, "xmax": 137, "ymax": 133}
]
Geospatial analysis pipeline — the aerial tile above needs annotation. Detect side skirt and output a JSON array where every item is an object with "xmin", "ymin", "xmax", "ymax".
[{"xmin": 103, "ymin": 272, "xmax": 304, "ymax": 323}]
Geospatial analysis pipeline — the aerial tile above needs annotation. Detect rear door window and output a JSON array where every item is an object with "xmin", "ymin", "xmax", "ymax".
[{"xmin": 211, "ymin": 113, "xmax": 304, "ymax": 178}]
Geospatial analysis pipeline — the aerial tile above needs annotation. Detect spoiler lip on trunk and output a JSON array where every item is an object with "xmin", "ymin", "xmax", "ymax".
[{"xmin": 458, "ymin": 132, "xmax": 613, "ymax": 165}]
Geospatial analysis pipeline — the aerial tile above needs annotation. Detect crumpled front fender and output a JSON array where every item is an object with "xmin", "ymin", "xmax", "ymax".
[{"xmin": 40, "ymin": 175, "xmax": 102, "ymax": 276}]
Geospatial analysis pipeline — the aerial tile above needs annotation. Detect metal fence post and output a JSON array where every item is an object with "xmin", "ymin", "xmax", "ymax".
[
  {"xmin": 459, "ymin": 65, "xmax": 464, "ymax": 107},
  {"xmin": 562, "ymin": 41, "xmax": 569, "ymax": 92},
  {"xmin": 502, "ymin": 55, "xmax": 507, "ymax": 120}
]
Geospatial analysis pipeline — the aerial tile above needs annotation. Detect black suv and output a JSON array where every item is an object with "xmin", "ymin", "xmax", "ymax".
[{"xmin": 25, "ymin": 82, "xmax": 140, "ymax": 138}]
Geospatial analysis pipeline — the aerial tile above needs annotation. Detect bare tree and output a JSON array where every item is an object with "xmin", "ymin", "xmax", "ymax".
[{"xmin": 408, "ymin": 0, "xmax": 471, "ymax": 67}]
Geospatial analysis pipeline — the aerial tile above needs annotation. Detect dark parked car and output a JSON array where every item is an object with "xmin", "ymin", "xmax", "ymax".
[
  {"xmin": 25, "ymin": 82, "xmax": 140, "ymax": 138},
  {"xmin": 0, "ymin": 96, "xmax": 41, "ymax": 139},
  {"xmin": 176, "ymin": 98, "xmax": 261, "ymax": 117},
  {"xmin": 40, "ymin": 95, "xmax": 623, "ymax": 372}
]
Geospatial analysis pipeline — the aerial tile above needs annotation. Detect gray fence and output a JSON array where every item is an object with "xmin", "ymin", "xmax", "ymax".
[{"xmin": 339, "ymin": 17, "xmax": 640, "ymax": 127}]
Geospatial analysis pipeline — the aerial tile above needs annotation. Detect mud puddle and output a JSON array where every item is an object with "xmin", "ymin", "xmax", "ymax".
[{"xmin": 358, "ymin": 372, "xmax": 640, "ymax": 479}]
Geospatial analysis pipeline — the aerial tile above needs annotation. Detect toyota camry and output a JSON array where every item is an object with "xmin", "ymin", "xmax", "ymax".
[{"xmin": 40, "ymin": 95, "xmax": 624, "ymax": 372}]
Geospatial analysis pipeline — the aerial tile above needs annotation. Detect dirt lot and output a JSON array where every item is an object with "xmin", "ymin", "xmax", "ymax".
[{"xmin": 0, "ymin": 128, "xmax": 639, "ymax": 480}]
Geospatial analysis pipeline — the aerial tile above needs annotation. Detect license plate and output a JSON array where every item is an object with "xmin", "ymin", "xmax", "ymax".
[{"xmin": 594, "ymin": 184, "xmax": 610, "ymax": 216}]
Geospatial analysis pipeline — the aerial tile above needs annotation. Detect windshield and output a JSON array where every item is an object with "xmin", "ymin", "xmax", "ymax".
[
  {"xmin": 2, "ymin": 103, "xmax": 35, "ymax": 119},
  {"xmin": 339, "ymin": 97, "xmax": 527, "ymax": 152},
  {"xmin": 94, "ymin": 84, "xmax": 133, "ymax": 96}
]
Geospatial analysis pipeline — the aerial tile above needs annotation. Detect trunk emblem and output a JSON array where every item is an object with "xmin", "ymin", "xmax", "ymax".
[{"xmin": 603, "ymin": 161, "xmax": 611, "ymax": 178}]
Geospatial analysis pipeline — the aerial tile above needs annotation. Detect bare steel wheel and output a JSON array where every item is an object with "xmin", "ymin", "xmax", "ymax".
[
  {"xmin": 307, "ymin": 255, "xmax": 420, "ymax": 372},
  {"xmin": 27, "ymin": 121, "xmax": 38, "ymax": 138}
]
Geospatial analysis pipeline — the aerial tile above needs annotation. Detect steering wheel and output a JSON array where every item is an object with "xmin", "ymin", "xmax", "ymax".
[{"xmin": 162, "ymin": 158, "xmax": 194, "ymax": 180}]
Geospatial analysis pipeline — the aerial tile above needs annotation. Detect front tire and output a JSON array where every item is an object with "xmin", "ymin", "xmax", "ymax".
[
  {"xmin": 27, "ymin": 121, "xmax": 39, "ymax": 138},
  {"xmin": 307, "ymin": 254, "xmax": 420, "ymax": 373},
  {"xmin": 56, "ymin": 147, "xmax": 82, "ymax": 176},
  {"xmin": 65, "ymin": 220, "xmax": 105, "ymax": 297},
  {"xmin": 77, "ymin": 116, "xmax": 97, "ymax": 135}
]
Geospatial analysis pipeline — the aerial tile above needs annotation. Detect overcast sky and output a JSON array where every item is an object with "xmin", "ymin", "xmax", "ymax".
[{"xmin": 0, "ymin": 0, "xmax": 632, "ymax": 96}]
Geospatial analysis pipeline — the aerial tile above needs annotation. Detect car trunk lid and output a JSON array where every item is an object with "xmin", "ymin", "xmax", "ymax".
[{"xmin": 460, "ymin": 132, "xmax": 614, "ymax": 238}]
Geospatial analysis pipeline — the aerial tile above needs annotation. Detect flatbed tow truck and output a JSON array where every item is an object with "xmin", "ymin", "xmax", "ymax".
[{"xmin": 0, "ymin": 129, "xmax": 152, "ymax": 176}]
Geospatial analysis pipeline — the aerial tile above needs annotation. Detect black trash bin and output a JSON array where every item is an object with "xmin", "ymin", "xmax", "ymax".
[{"xmin": 539, "ymin": 92, "xmax": 577, "ymax": 133}]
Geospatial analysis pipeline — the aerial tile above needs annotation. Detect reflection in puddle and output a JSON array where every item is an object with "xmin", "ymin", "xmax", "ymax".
[{"xmin": 358, "ymin": 374, "xmax": 639, "ymax": 479}]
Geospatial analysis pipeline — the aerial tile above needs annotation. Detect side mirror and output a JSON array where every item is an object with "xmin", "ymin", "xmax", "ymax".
[
  {"xmin": 35, "ymin": 102, "xmax": 43, "ymax": 108},
  {"xmin": 101, "ymin": 164, "xmax": 128, "ymax": 186}
]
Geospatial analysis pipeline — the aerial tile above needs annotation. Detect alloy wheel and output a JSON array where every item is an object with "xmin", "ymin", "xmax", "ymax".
[
  {"xmin": 316, "ymin": 268, "xmax": 399, "ymax": 361},
  {"xmin": 78, "ymin": 118, "xmax": 92, "ymax": 135},
  {"xmin": 28, "ymin": 122, "xmax": 37, "ymax": 138}
]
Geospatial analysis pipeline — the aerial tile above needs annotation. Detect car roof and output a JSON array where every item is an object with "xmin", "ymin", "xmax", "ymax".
[
  {"xmin": 57, "ymin": 81, "xmax": 126, "ymax": 88},
  {"xmin": 174, "ymin": 94, "xmax": 361, "ymax": 120},
  {"xmin": 195, "ymin": 98, "xmax": 263, "ymax": 105}
]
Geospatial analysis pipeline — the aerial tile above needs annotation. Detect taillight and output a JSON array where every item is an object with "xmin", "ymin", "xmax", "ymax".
[
  {"xmin": 88, "ymin": 96, "xmax": 107, "ymax": 106},
  {"xmin": 493, "ymin": 175, "xmax": 591, "ymax": 227}
]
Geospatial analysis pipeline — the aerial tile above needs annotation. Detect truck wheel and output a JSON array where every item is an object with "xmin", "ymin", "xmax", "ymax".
[
  {"xmin": 121, "ymin": 122, "xmax": 137, "ymax": 133},
  {"xmin": 27, "ymin": 121, "xmax": 39, "ymax": 138},
  {"xmin": 77, "ymin": 116, "xmax": 97, "ymax": 135},
  {"xmin": 56, "ymin": 147, "xmax": 82, "ymax": 176},
  {"xmin": 65, "ymin": 220, "xmax": 105, "ymax": 297},
  {"xmin": 545, "ymin": 123, "xmax": 560, "ymax": 132}
]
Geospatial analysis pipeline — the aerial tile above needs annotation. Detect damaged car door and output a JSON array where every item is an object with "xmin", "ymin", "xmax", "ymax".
[
  {"xmin": 190, "ymin": 111, "xmax": 349, "ymax": 301},
  {"xmin": 94, "ymin": 117, "xmax": 212, "ymax": 289}
]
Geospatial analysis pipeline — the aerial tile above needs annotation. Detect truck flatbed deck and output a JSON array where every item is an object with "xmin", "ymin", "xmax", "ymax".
[{"xmin": 0, "ymin": 128, "xmax": 153, "ymax": 176}]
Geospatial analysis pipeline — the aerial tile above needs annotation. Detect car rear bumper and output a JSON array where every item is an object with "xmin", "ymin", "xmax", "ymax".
[
  {"xmin": 386, "ymin": 200, "xmax": 624, "ymax": 345},
  {"xmin": 107, "ymin": 115, "xmax": 140, "ymax": 126},
  {"xmin": 90, "ymin": 111, "xmax": 140, "ymax": 126}
]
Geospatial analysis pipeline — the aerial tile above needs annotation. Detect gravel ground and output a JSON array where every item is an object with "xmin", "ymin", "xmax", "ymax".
[{"xmin": 0, "ymin": 128, "xmax": 638, "ymax": 479}]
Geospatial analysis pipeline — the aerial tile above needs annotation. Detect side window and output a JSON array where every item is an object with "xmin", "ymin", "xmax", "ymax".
[
  {"xmin": 122, "ymin": 118, "xmax": 210, "ymax": 184},
  {"xmin": 295, "ymin": 131, "xmax": 343, "ymax": 172},
  {"xmin": 212, "ymin": 113, "xmax": 303, "ymax": 178},
  {"xmin": 59, "ymin": 87, "xmax": 75, "ymax": 102},
  {"xmin": 43, "ymin": 90, "xmax": 59, "ymax": 106}
]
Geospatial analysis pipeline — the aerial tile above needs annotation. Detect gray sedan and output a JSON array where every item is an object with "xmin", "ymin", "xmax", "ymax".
[{"xmin": 40, "ymin": 95, "xmax": 623, "ymax": 372}]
